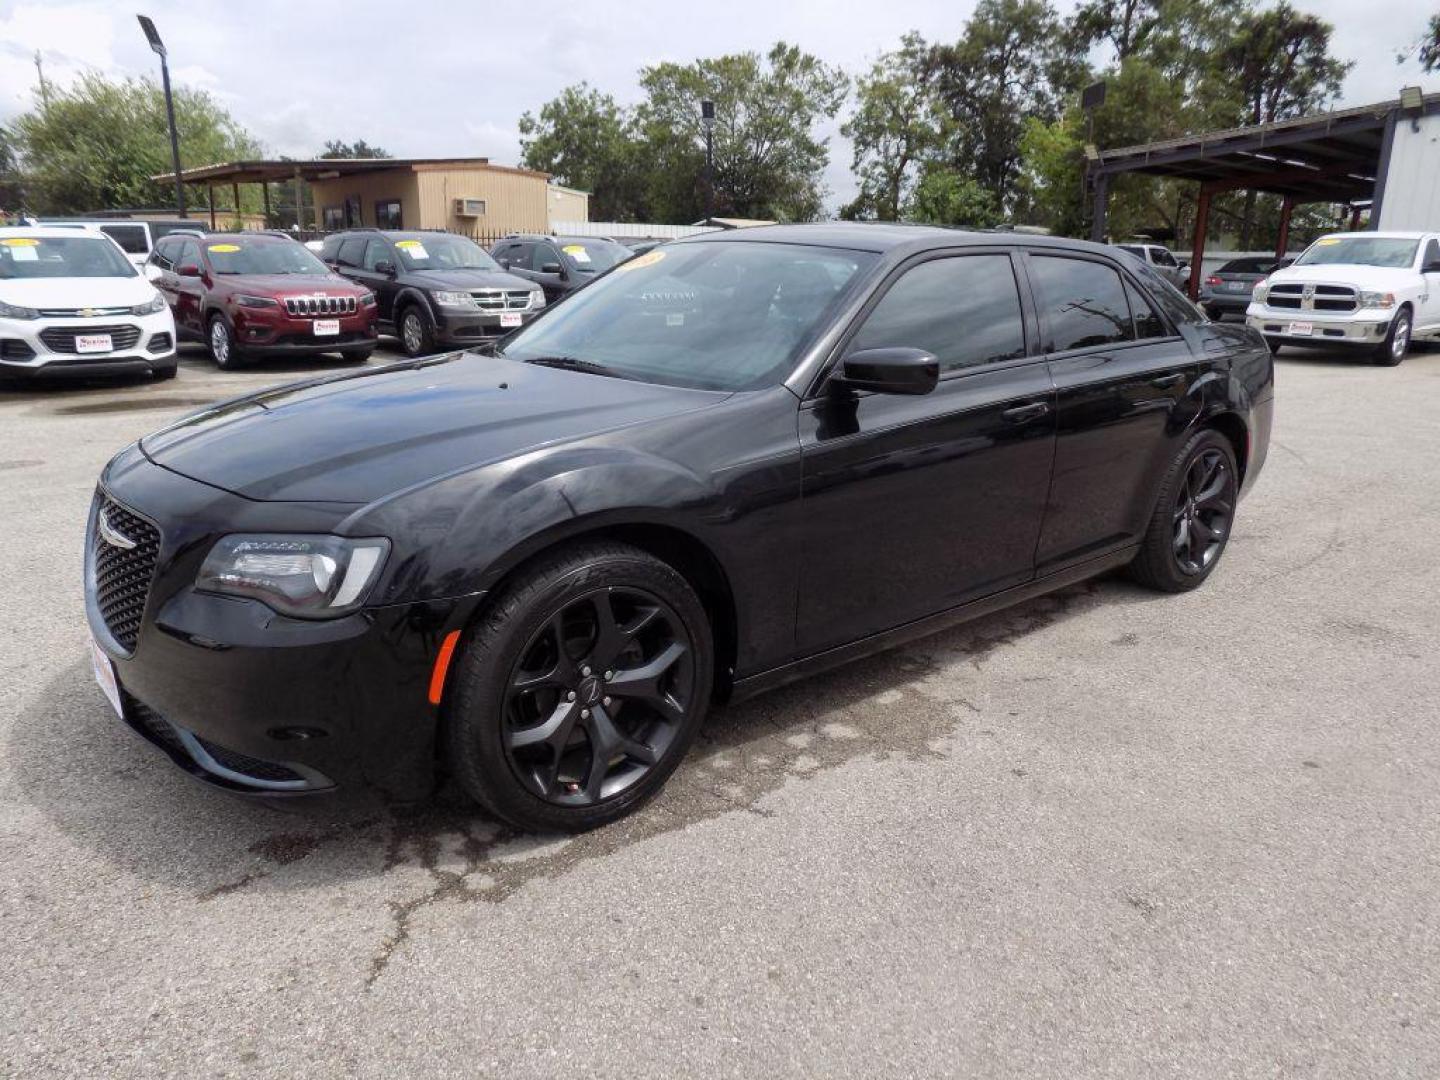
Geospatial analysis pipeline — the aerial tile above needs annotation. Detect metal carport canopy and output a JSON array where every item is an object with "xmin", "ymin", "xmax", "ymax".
[{"xmin": 1085, "ymin": 93, "xmax": 1440, "ymax": 296}]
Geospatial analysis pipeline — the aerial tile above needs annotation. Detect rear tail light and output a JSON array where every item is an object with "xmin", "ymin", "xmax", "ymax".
[{"xmin": 1204, "ymin": 276, "xmax": 1222, "ymax": 286}]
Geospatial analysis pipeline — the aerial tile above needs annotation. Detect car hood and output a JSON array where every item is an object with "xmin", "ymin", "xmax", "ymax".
[
  {"xmin": 402, "ymin": 268, "xmax": 534, "ymax": 291},
  {"xmin": 214, "ymin": 273, "xmax": 363, "ymax": 295},
  {"xmin": 1267, "ymin": 264, "xmax": 1413, "ymax": 286},
  {"xmin": 140, "ymin": 353, "xmax": 729, "ymax": 503},
  {"xmin": 0, "ymin": 274, "xmax": 157, "ymax": 309}
]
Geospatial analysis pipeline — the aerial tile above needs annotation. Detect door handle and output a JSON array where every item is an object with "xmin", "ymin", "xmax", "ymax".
[
  {"xmin": 1001, "ymin": 402, "xmax": 1050, "ymax": 423},
  {"xmin": 1150, "ymin": 373, "xmax": 1184, "ymax": 388}
]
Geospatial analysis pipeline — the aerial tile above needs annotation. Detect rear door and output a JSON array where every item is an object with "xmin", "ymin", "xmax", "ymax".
[
  {"xmin": 1026, "ymin": 250, "xmax": 1199, "ymax": 573},
  {"xmin": 796, "ymin": 249, "xmax": 1056, "ymax": 653},
  {"xmin": 172, "ymin": 238, "xmax": 206, "ymax": 336},
  {"xmin": 1418, "ymin": 238, "xmax": 1440, "ymax": 333}
]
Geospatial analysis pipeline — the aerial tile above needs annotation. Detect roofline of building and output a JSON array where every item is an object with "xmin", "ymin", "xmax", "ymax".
[{"xmin": 150, "ymin": 158, "xmax": 550, "ymax": 184}]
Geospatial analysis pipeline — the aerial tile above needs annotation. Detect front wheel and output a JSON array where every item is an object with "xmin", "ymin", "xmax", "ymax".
[
  {"xmin": 398, "ymin": 306, "xmax": 432, "ymax": 358},
  {"xmin": 1128, "ymin": 429, "xmax": 1239, "ymax": 593},
  {"xmin": 341, "ymin": 346, "xmax": 374, "ymax": 363},
  {"xmin": 444, "ymin": 542, "xmax": 714, "ymax": 832},
  {"xmin": 207, "ymin": 314, "xmax": 243, "ymax": 370},
  {"xmin": 1374, "ymin": 308, "xmax": 1411, "ymax": 366}
]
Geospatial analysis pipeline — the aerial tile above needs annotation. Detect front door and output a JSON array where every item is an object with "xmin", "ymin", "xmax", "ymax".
[
  {"xmin": 1026, "ymin": 251, "xmax": 1202, "ymax": 572},
  {"xmin": 796, "ymin": 250, "xmax": 1056, "ymax": 654},
  {"xmin": 1418, "ymin": 238, "xmax": 1440, "ymax": 334},
  {"xmin": 172, "ymin": 238, "xmax": 206, "ymax": 337},
  {"xmin": 351, "ymin": 238, "xmax": 399, "ymax": 323},
  {"xmin": 529, "ymin": 241, "xmax": 570, "ymax": 302}
]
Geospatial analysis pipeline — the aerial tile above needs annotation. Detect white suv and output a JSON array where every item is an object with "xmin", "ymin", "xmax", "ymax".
[
  {"xmin": 0, "ymin": 227, "xmax": 178, "ymax": 381},
  {"xmin": 1246, "ymin": 231, "xmax": 1439, "ymax": 366}
]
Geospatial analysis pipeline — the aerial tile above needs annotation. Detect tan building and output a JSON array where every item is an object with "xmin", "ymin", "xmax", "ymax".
[{"xmin": 154, "ymin": 158, "xmax": 588, "ymax": 240}]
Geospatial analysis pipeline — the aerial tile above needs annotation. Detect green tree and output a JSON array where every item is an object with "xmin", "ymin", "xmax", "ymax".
[
  {"xmin": 841, "ymin": 33, "xmax": 947, "ymax": 221},
  {"xmin": 636, "ymin": 42, "xmax": 849, "ymax": 221},
  {"xmin": 905, "ymin": 166, "xmax": 1001, "ymax": 228},
  {"xmin": 1404, "ymin": 12, "xmax": 1440, "ymax": 71},
  {"xmin": 519, "ymin": 84, "xmax": 647, "ymax": 221},
  {"xmin": 0, "ymin": 124, "xmax": 23, "ymax": 215},
  {"xmin": 9, "ymin": 72, "xmax": 262, "ymax": 215},
  {"xmin": 319, "ymin": 139, "xmax": 390, "ymax": 159}
]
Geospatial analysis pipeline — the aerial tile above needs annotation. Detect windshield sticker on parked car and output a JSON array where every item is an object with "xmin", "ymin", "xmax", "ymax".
[
  {"xmin": 617, "ymin": 249, "xmax": 666, "ymax": 272},
  {"xmin": 1316, "ymin": 238, "xmax": 1341, "ymax": 246},
  {"xmin": 562, "ymin": 244, "xmax": 592, "ymax": 263},
  {"xmin": 2, "ymin": 238, "xmax": 39, "ymax": 260},
  {"xmin": 395, "ymin": 240, "xmax": 429, "ymax": 259},
  {"xmin": 207, "ymin": 243, "xmax": 241, "ymax": 253},
  {"xmin": 1, "ymin": 237, "xmax": 39, "ymax": 246}
]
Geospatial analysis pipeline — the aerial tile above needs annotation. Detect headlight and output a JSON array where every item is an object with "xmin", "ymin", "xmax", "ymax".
[
  {"xmin": 529, "ymin": 288, "xmax": 545, "ymax": 309},
  {"xmin": 0, "ymin": 299, "xmax": 39, "ymax": 320},
  {"xmin": 1358, "ymin": 290, "xmax": 1396, "ymax": 309},
  {"xmin": 235, "ymin": 294, "xmax": 279, "ymax": 308},
  {"xmin": 358, "ymin": 290, "xmax": 377, "ymax": 306},
  {"xmin": 131, "ymin": 293, "xmax": 167, "ymax": 316},
  {"xmin": 1252, "ymin": 282, "xmax": 1268, "ymax": 302},
  {"xmin": 431, "ymin": 290, "xmax": 477, "ymax": 308},
  {"xmin": 196, "ymin": 534, "xmax": 390, "ymax": 619}
]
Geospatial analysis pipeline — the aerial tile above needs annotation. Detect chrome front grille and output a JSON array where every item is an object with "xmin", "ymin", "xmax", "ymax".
[
  {"xmin": 91, "ymin": 494, "xmax": 161, "ymax": 654},
  {"xmin": 469, "ymin": 289, "xmax": 533, "ymax": 312},
  {"xmin": 1266, "ymin": 283, "xmax": 1358, "ymax": 313},
  {"xmin": 38, "ymin": 324, "xmax": 143, "ymax": 353},
  {"xmin": 283, "ymin": 295, "xmax": 357, "ymax": 317},
  {"xmin": 36, "ymin": 306, "xmax": 131, "ymax": 318}
]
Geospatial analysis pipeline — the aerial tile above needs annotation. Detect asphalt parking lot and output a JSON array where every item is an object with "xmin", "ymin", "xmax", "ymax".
[{"xmin": 2, "ymin": 337, "xmax": 1438, "ymax": 1078}]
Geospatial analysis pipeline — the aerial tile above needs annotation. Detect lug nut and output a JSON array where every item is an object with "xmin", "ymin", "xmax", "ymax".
[
  {"xmin": 581, "ymin": 708, "xmax": 590, "ymax": 719},
  {"xmin": 566, "ymin": 691, "xmax": 576, "ymax": 701},
  {"xmin": 581, "ymin": 665, "xmax": 592, "ymax": 677},
  {"xmin": 604, "ymin": 670, "xmax": 614, "ymax": 680},
  {"xmin": 602, "ymin": 696, "xmax": 612, "ymax": 706}
]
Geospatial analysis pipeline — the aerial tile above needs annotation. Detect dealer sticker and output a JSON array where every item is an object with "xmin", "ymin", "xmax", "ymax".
[
  {"xmin": 208, "ymin": 243, "xmax": 241, "ymax": 253},
  {"xmin": 500, "ymin": 312, "xmax": 523, "ymax": 328},
  {"xmin": 90, "ymin": 637, "xmax": 122, "ymax": 718},
  {"xmin": 76, "ymin": 334, "xmax": 113, "ymax": 353},
  {"xmin": 313, "ymin": 319, "xmax": 340, "ymax": 336},
  {"xmin": 1289, "ymin": 321, "xmax": 1314, "ymax": 336}
]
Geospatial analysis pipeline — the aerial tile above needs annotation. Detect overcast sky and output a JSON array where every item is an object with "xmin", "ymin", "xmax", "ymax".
[{"xmin": 1, "ymin": 0, "xmax": 1436, "ymax": 213}]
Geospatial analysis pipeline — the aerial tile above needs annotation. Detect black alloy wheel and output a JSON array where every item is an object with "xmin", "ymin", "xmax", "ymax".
[
  {"xmin": 1171, "ymin": 447, "xmax": 1234, "ymax": 576},
  {"xmin": 1128, "ymin": 428, "xmax": 1239, "ymax": 593},
  {"xmin": 445, "ymin": 541, "xmax": 713, "ymax": 832},
  {"xmin": 503, "ymin": 587, "xmax": 694, "ymax": 807}
]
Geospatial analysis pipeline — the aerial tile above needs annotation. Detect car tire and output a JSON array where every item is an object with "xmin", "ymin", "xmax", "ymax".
[
  {"xmin": 1373, "ymin": 306, "xmax": 1411, "ymax": 367},
  {"xmin": 207, "ymin": 314, "xmax": 243, "ymax": 370},
  {"xmin": 398, "ymin": 304, "xmax": 433, "ymax": 358},
  {"xmin": 1264, "ymin": 337, "xmax": 1282, "ymax": 354},
  {"xmin": 341, "ymin": 347, "xmax": 374, "ymax": 363},
  {"xmin": 1127, "ymin": 428, "xmax": 1239, "ymax": 594},
  {"xmin": 444, "ymin": 541, "xmax": 714, "ymax": 832},
  {"xmin": 151, "ymin": 363, "xmax": 178, "ymax": 381},
  {"xmin": 1204, "ymin": 304, "xmax": 1222, "ymax": 321}
]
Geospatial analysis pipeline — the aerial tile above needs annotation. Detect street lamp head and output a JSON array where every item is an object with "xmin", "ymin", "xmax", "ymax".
[
  {"xmin": 700, "ymin": 99, "xmax": 715, "ymax": 129},
  {"xmin": 137, "ymin": 14, "xmax": 166, "ymax": 58}
]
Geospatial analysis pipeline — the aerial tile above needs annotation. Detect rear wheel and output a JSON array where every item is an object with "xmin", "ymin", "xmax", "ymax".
[
  {"xmin": 341, "ymin": 346, "xmax": 374, "ymax": 363},
  {"xmin": 1128, "ymin": 429, "xmax": 1239, "ymax": 593},
  {"xmin": 1265, "ymin": 337, "xmax": 1283, "ymax": 355},
  {"xmin": 1373, "ymin": 307, "xmax": 1411, "ymax": 366},
  {"xmin": 445, "ymin": 542, "xmax": 713, "ymax": 832},
  {"xmin": 207, "ymin": 314, "xmax": 243, "ymax": 370},
  {"xmin": 398, "ymin": 305, "xmax": 432, "ymax": 358}
]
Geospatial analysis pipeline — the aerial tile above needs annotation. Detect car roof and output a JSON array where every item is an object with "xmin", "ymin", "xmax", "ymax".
[
  {"xmin": 669, "ymin": 221, "xmax": 1129, "ymax": 259},
  {"xmin": 1317, "ymin": 231, "xmax": 1431, "ymax": 240}
]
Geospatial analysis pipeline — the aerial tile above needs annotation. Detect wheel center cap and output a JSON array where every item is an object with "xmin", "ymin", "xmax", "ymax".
[{"xmin": 579, "ymin": 676, "xmax": 603, "ymax": 706}]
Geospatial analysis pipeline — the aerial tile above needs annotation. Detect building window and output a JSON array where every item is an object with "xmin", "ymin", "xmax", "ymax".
[
  {"xmin": 344, "ymin": 195, "xmax": 362, "ymax": 227},
  {"xmin": 322, "ymin": 205, "xmax": 344, "ymax": 230},
  {"xmin": 375, "ymin": 200, "xmax": 403, "ymax": 229}
]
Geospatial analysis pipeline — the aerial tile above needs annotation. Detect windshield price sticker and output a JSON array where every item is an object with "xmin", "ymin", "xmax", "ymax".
[
  {"xmin": 617, "ymin": 249, "xmax": 666, "ymax": 273},
  {"xmin": 208, "ymin": 243, "xmax": 241, "ymax": 253},
  {"xmin": 1316, "ymin": 238, "xmax": 1341, "ymax": 246},
  {"xmin": 1, "ymin": 237, "xmax": 39, "ymax": 246},
  {"xmin": 562, "ymin": 244, "xmax": 591, "ymax": 263},
  {"xmin": 396, "ymin": 240, "xmax": 429, "ymax": 259}
]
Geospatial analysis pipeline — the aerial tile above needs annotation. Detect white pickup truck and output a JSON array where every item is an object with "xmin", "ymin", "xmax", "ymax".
[{"xmin": 1246, "ymin": 231, "xmax": 1440, "ymax": 366}]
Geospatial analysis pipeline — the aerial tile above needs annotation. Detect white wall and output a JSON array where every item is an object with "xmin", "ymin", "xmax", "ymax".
[{"xmin": 1378, "ymin": 112, "xmax": 1440, "ymax": 230}]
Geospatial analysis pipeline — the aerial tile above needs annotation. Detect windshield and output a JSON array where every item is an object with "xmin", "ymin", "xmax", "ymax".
[
  {"xmin": 0, "ymin": 235, "xmax": 137, "ymax": 279},
  {"xmin": 1294, "ymin": 237, "xmax": 1418, "ymax": 269},
  {"xmin": 205, "ymin": 239, "xmax": 330, "ymax": 275},
  {"xmin": 393, "ymin": 234, "xmax": 499, "ymax": 271},
  {"xmin": 498, "ymin": 241, "xmax": 876, "ymax": 391},
  {"xmin": 559, "ymin": 239, "xmax": 628, "ymax": 273}
]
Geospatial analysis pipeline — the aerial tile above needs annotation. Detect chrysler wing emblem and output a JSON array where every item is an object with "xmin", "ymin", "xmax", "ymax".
[{"xmin": 98, "ymin": 509, "xmax": 137, "ymax": 550}]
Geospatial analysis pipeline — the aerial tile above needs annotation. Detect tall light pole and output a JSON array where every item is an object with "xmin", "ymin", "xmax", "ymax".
[
  {"xmin": 701, "ymin": 99, "xmax": 715, "ymax": 223},
  {"xmin": 137, "ymin": 14, "xmax": 186, "ymax": 218}
]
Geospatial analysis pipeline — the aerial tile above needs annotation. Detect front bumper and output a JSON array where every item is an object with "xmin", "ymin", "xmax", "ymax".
[
  {"xmin": 430, "ymin": 307, "xmax": 539, "ymax": 344},
  {"xmin": 231, "ymin": 306, "xmax": 378, "ymax": 356},
  {"xmin": 85, "ymin": 451, "xmax": 481, "ymax": 800},
  {"xmin": 0, "ymin": 310, "xmax": 176, "ymax": 377},
  {"xmin": 1245, "ymin": 305, "xmax": 1393, "ymax": 346},
  {"xmin": 1206, "ymin": 290, "xmax": 1254, "ymax": 315}
]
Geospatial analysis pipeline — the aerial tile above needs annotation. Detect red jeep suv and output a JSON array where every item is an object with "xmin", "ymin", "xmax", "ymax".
[{"xmin": 146, "ymin": 233, "xmax": 378, "ymax": 369}]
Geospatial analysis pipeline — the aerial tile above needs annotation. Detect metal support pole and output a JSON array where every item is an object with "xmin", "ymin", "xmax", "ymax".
[
  {"xmin": 261, "ymin": 181, "xmax": 271, "ymax": 226},
  {"xmin": 1089, "ymin": 171, "xmax": 1108, "ymax": 243},
  {"xmin": 1276, "ymin": 196, "xmax": 1294, "ymax": 261},
  {"xmin": 294, "ymin": 166, "xmax": 304, "ymax": 231},
  {"xmin": 158, "ymin": 56, "xmax": 186, "ymax": 218},
  {"xmin": 704, "ymin": 125, "xmax": 714, "ymax": 223},
  {"xmin": 1189, "ymin": 186, "xmax": 1212, "ymax": 300},
  {"xmin": 1349, "ymin": 205, "xmax": 1363, "ymax": 230},
  {"xmin": 207, "ymin": 183, "xmax": 216, "ymax": 230}
]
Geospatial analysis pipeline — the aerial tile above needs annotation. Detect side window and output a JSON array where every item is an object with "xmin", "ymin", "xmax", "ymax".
[
  {"xmin": 532, "ymin": 243, "xmax": 561, "ymax": 272},
  {"xmin": 375, "ymin": 200, "xmax": 403, "ymax": 229},
  {"xmin": 362, "ymin": 239, "xmax": 391, "ymax": 271},
  {"xmin": 176, "ymin": 238, "xmax": 200, "ymax": 270},
  {"xmin": 150, "ymin": 239, "xmax": 175, "ymax": 271},
  {"xmin": 1423, "ymin": 239, "xmax": 1440, "ymax": 270},
  {"xmin": 1152, "ymin": 248, "xmax": 1178, "ymax": 268},
  {"xmin": 337, "ymin": 237, "xmax": 367, "ymax": 267},
  {"xmin": 1030, "ymin": 256, "xmax": 1135, "ymax": 352},
  {"xmin": 1124, "ymin": 278, "xmax": 1168, "ymax": 340},
  {"xmin": 100, "ymin": 223, "xmax": 148, "ymax": 254},
  {"xmin": 847, "ymin": 254, "xmax": 1027, "ymax": 374}
]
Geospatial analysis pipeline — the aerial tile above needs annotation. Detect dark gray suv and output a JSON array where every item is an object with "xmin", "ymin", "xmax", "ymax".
[{"xmin": 490, "ymin": 234, "xmax": 632, "ymax": 304}]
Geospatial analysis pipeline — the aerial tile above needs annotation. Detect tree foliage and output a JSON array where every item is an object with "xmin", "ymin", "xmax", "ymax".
[
  {"xmin": 319, "ymin": 139, "xmax": 391, "ymax": 159},
  {"xmin": 519, "ymin": 84, "xmax": 646, "ymax": 221},
  {"xmin": 9, "ymin": 72, "xmax": 262, "ymax": 215}
]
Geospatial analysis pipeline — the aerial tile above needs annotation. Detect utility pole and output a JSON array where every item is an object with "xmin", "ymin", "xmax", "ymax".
[
  {"xmin": 701, "ymin": 100, "xmax": 715, "ymax": 223},
  {"xmin": 34, "ymin": 51, "xmax": 50, "ymax": 110},
  {"xmin": 137, "ymin": 15, "xmax": 186, "ymax": 218}
]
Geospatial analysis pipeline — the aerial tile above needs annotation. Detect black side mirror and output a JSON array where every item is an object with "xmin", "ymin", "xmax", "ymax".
[
  {"xmin": 497, "ymin": 258, "xmax": 510, "ymax": 269},
  {"xmin": 374, "ymin": 260, "xmax": 395, "ymax": 276},
  {"xmin": 834, "ymin": 347, "xmax": 939, "ymax": 396},
  {"xmin": 540, "ymin": 261, "xmax": 564, "ymax": 276}
]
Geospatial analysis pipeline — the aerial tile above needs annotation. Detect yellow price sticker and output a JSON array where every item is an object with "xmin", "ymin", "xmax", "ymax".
[
  {"xmin": 208, "ymin": 243, "xmax": 241, "ymax": 253},
  {"xmin": 617, "ymin": 249, "xmax": 666, "ymax": 272},
  {"xmin": 1316, "ymin": 238, "xmax": 1341, "ymax": 246},
  {"xmin": 1, "ymin": 237, "xmax": 40, "ymax": 246},
  {"xmin": 395, "ymin": 240, "xmax": 422, "ymax": 248}
]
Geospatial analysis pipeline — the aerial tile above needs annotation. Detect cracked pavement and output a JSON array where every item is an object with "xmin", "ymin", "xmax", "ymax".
[{"xmin": 2, "ymin": 342, "xmax": 1439, "ymax": 1077}]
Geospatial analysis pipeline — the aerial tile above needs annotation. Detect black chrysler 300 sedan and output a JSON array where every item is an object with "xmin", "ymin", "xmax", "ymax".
[{"xmin": 86, "ymin": 224, "xmax": 1273, "ymax": 831}]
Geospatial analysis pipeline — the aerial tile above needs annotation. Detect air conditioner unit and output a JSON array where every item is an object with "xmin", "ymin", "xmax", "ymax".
[{"xmin": 453, "ymin": 197, "xmax": 486, "ymax": 218}]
